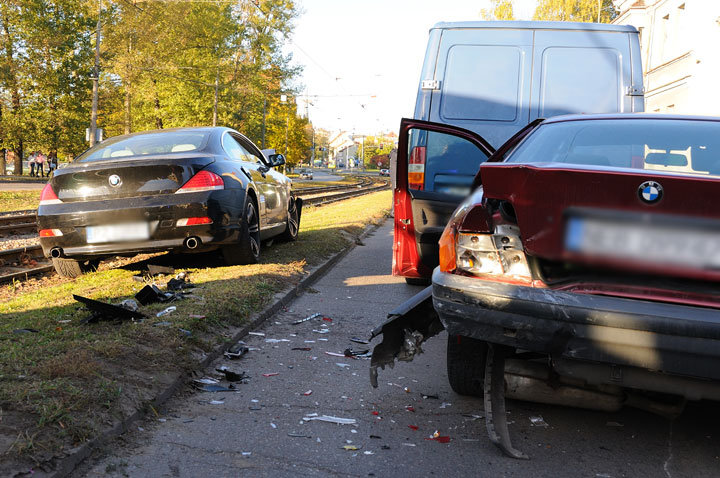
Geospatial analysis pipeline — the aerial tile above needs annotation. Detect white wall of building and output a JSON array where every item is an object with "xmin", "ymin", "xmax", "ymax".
[{"xmin": 613, "ymin": 0, "xmax": 720, "ymax": 115}]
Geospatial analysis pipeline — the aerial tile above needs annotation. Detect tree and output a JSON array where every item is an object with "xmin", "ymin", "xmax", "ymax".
[
  {"xmin": 481, "ymin": 0, "xmax": 515, "ymax": 21},
  {"xmin": 533, "ymin": 0, "xmax": 617, "ymax": 23}
]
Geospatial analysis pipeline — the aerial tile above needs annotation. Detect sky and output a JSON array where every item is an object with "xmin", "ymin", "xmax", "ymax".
[{"xmin": 285, "ymin": 0, "xmax": 539, "ymax": 136}]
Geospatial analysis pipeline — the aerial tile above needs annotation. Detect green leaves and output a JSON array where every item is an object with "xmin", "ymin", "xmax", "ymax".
[{"xmin": 0, "ymin": 0, "xmax": 309, "ymax": 168}]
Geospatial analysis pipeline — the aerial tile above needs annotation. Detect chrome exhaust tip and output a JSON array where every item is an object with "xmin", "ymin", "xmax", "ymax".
[
  {"xmin": 50, "ymin": 247, "xmax": 63, "ymax": 258},
  {"xmin": 184, "ymin": 237, "xmax": 200, "ymax": 250}
]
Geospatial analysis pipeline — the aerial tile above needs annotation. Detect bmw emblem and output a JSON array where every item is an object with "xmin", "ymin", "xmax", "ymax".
[
  {"xmin": 108, "ymin": 174, "xmax": 122, "ymax": 187},
  {"xmin": 638, "ymin": 181, "xmax": 663, "ymax": 204}
]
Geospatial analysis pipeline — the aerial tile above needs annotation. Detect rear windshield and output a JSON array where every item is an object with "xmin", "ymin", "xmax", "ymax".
[
  {"xmin": 505, "ymin": 119, "xmax": 720, "ymax": 178},
  {"xmin": 76, "ymin": 131, "xmax": 210, "ymax": 162}
]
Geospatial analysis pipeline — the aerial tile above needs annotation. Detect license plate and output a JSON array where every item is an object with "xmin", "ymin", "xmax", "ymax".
[
  {"xmin": 86, "ymin": 223, "xmax": 149, "ymax": 244},
  {"xmin": 565, "ymin": 216, "xmax": 720, "ymax": 270}
]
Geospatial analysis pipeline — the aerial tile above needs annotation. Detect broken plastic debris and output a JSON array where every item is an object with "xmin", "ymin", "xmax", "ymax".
[
  {"xmin": 209, "ymin": 400, "xmax": 224, "ymax": 405},
  {"xmin": 439, "ymin": 402, "xmax": 452, "ymax": 409},
  {"xmin": 369, "ymin": 435, "xmax": 382, "ymax": 439},
  {"xmin": 421, "ymin": 393, "xmax": 439, "ymax": 399},
  {"xmin": 302, "ymin": 390, "xmax": 313, "ymax": 396},
  {"xmin": 288, "ymin": 433, "xmax": 311, "ymax": 438},
  {"xmin": 402, "ymin": 443, "xmax": 416, "ymax": 447},
  {"xmin": 119, "ymin": 299, "xmax": 139, "ymax": 312},
  {"xmin": 426, "ymin": 435, "xmax": 451, "ymax": 443},
  {"xmin": 336, "ymin": 363, "xmax": 350, "ymax": 368},
  {"xmin": 371, "ymin": 411, "xmax": 379, "ymax": 416},
  {"xmin": 530, "ymin": 416, "xmax": 549, "ymax": 427},
  {"xmin": 363, "ymin": 451, "xmax": 374, "ymax": 455},
  {"xmin": 153, "ymin": 321, "xmax": 172, "ymax": 327},
  {"xmin": 292, "ymin": 347, "xmax": 312, "ymax": 351},
  {"xmin": 408, "ymin": 425, "xmax": 419, "ymax": 431},
  {"xmin": 195, "ymin": 377, "xmax": 219, "ymax": 385},
  {"xmin": 74, "ymin": 294, "xmax": 146, "ymax": 323},
  {"xmin": 189, "ymin": 314, "xmax": 205, "ymax": 319},
  {"xmin": 216, "ymin": 367, "xmax": 249, "ymax": 382},
  {"xmin": 156, "ymin": 306, "xmax": 176, "ymax": 317},
  {"xmin": 344, "ymin": 348, "xmax": 370, "ymax": 357},
  {"xmin": 262, "ymin": 373, "xmax": 279, "ymax": 377},
  {"xmin": 303, "ymin": 415, "xmax": 357, "ymax": 425},
  {"xmin": 292, "ymin": 313, "xmax": 321, "ymax": 325},
  {"xmin": 225, "ymin": 342, "xmax": 249, "ymax": 359},
  {"xmin": 135, "ymin": 284, "xmax": 173, "ymax": 305},
  {"xmin": 322, "ymin": 317, "xmax": 332, "ymax": 322},
  {"xmin": 312, "ymin": 329, "xmax": 330, "ymax": 334},
  {"xmin": 349, "ymin": 337, "xmax": 370, "ymax": 345},
  {"xmin": 271, "ymin": 423, "xmax": 277, "ymax": 429},
  {"xmin": 248, "ymin": 331, "xmax": 265, "ymax": 336},
  {"xmin": 406, "ymin": 406, "xmax": 415, "ymax": 412},
  {"xmin": 265, "ymin": 338, "xmax": 291, "ymax": 343},
  {"xmin": 342, "ymin": 445, "xmax": 360, "ymax": 451},
  {"xmin": 325, "ymin": 352, "xmax": 346, "ymax": 357},
  {"xmin": 193, "ymin": 383, "xmax": 236, "ymax": 392}
]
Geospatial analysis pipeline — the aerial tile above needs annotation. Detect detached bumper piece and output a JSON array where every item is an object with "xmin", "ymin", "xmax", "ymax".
[{"xmin": 369, "ymin": 286, "xmax": 444, "ymax": 388}]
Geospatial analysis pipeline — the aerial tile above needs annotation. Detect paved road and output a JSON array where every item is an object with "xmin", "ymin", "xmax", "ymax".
[
  {"xmin": 0, "ymin": 181, "xmax": 46, "ymax": 191},
  {"xmin": 80, "ymin": 221, "xmax": 720, "ymax": 478}
]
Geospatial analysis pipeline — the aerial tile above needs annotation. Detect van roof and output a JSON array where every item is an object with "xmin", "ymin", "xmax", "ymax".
[{"xmin": 431, "ymin": 21, "xmax": 638, "ymax": 33}]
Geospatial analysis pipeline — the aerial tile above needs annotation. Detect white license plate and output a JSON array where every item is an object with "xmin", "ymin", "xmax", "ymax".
[
  {"xmin": 565, "ymin": 216, "xmax": 720, "ymax": 269},
  {"xmin": 86, "ymin": 223, "xmax": 150, "ymax": 244}
]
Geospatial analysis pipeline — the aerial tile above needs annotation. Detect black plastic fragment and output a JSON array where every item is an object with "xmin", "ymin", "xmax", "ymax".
[
  {"xmin": 74, "ymin": 294, "xmax": 146, "ymax": 323},
  {"xmin": 216, "ymin": 367, "xmax": 249, "ymax": 382},
  {"xmin": 135, "ymin": 284, "xmax": 173, "ymax": 305}
]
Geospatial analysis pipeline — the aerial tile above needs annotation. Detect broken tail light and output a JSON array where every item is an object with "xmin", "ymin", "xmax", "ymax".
[
  {"xmin": 176, "ymin": 217, "xmax": 213, "ymax": 226},
  {"xmin": 39, "ymin": 228, "xmax": 63, "ymax": 237},
  {"xmin": 176, "ymin": 171, "xmax": 224, "ymax": 193},
  {"xmin": 455, "ymin": 226, "xmax": 531, "ymax": 281},
  {"xmin": 39, "ymin": 183, "xmax": 62, "ymax": 206},
  {"xmin": 408, "ymin": 146, "xmax": 426, "ymax": 190}
]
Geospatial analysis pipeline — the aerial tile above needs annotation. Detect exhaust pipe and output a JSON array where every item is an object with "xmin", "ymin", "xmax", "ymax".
[
  {"xmin": 184, "ymin": 237, "xmax": 200, "ymax": 250},
  {"xmin": 50, "ymin": 247, "xmax": 63, "ymax": 258}
]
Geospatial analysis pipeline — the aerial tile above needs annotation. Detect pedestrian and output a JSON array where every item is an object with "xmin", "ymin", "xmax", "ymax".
[
  {"xmin": 28, "ymin": 151, "xmax": 37, "ymax": 177},
  {"xmin": 48, "ymin": 151, "xmax": 58, "ymax": 174},
  {"xmin": 36, "ymin": 152, "xmax": 46, "ymax": 178}
]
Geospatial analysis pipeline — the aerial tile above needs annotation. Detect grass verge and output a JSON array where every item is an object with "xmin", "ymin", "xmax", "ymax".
[
  {"xmin": 0, "ymin": 191, "xmax": 40, "ymax": 213},
  {"xmin": 0, "ymin": 190, "xmax": 391, "ymax": 473}
]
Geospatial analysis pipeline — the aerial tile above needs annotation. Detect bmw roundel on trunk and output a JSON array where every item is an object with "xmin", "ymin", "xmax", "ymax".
[{"xmin": 37, "ymin": 126, "xmax": 301, "ymax": 278}]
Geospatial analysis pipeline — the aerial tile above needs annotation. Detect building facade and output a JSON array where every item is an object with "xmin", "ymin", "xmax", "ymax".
[{"xmin": 613, "ymin": 0, "xmax": 720, "ymax": 115}]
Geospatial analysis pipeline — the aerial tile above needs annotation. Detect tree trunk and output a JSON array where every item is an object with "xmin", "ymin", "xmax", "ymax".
[
  {"xmin": 124, "ymin": 83, "xmax": 132, "ymax": 134},
  {"xmin": 3, "ymin": 11, "xmax": 23, "ymax": 175},
  {"xmin": 153, "ymin": 79, "xmax": 163, "ymax": 129}
]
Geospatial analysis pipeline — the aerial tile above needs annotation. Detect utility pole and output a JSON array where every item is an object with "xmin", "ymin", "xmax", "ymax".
[
  {"xmin": 89, "ymin": 0, "xmax": 101, "ymax": 147},
  {"xmin": 212, "ymin": 65, "xmax": 219, "ymax": 127}
]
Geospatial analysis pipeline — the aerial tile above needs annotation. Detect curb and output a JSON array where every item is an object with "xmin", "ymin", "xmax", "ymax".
[{"xmin": 48, "ymin": 219, "xmax": 386, "ymax": 478}]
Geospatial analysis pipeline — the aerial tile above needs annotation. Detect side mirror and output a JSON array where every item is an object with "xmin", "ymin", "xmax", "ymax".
[{"xmin": 268, "ymin": 153, "xmax": 286, "ymax": 168}]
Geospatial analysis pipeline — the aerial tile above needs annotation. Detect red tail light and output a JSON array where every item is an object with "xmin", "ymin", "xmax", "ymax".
[
  {"xmin": 176, "ymin": 171, "xmax": 224, "ymax": 193},
  {"xmin": 39, "ymin": 228, "xmax": 63, "ymax": 237},
  {"xmin": 39, "ymin": 183, "xmax": 62, "ymax": 205},
  {"xmin": 176, "ymin": 217, "xmax": 213, "ymax": 226},
  {"xmin": 408, "ymin": 146, "xmax": 426, "ymax": 190}
]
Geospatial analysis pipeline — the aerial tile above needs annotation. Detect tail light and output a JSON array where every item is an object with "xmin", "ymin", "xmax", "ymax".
[
  {"xmin": 39, "ymin": 184, "xmax": 62, "ymax": 205},
  {"xmin": 408, "ymin": 146, "xmax": 426, "ymax": 190},
  {"xmin": 176, "ymin": 217, "xmax": 213, "ymax": 226},
  {"xmin": 39, "ymin": 229, "xmax": 63, "ymax": 237},
  {"xmin": 176, "ymin": 171, "xmax": 224, "ymax": 193}
]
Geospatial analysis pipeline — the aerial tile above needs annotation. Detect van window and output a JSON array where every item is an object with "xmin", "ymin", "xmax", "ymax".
[
  {"xmin": 407, "ymin": 128, "xmax": 490, "ymax": 196},
  {"xmin": 440, "ymin": 45, "xmax": 522, "ymax": 122},
  {"xmin": 539, "ymin": 47, "xmax": 620, "ymax": 118}
]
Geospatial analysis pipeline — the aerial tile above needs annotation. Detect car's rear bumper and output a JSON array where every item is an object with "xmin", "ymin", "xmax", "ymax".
[
  {"xmin": 432, "ymin": 269, "xmax": 720, "ymax": 383},
  {"xmin": 37, "ymin": 189, "xmax": 245, "ymax": 259}
]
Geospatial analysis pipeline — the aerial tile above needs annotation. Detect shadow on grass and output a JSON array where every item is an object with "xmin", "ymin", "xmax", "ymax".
[{"xmin": 0, "ymin": 217, "xmax": 386, "ymax": 475}]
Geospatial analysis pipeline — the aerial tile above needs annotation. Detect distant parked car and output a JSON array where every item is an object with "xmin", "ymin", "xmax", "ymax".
[
  {"xmin": 299, "ymin": 169, "xmax": 313, "ymax": 180},
  {"xmin": 379, "ymin": 169, "xmax": 390, "ymax": 177},
  {"xmin": 37, "ymin": 127, "xmax": 301, "ymax": 278}
]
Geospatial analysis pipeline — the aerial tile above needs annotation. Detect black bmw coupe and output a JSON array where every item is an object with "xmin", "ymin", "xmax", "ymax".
[{"xmin": 37, "ymin": 127, "xmax": 301, "ymax": 278}]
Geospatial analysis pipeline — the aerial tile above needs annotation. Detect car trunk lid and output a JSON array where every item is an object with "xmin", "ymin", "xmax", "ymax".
[
  {"xmin": 480, "ymin": 163, "xmax": 720, "ymax": 280},
  {"xmin": 51, "ymin": 154, "xmax": 216, "ymax": 202}
]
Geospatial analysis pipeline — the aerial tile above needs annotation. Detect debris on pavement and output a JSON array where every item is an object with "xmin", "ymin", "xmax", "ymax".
[
  {"xmin": 349, "ymin": 336, "xmax": 370, "ymax": 345},
  {"xmin": 248, "ymin": 331, "xmax": 265, "ymax": 336},
  {"xmin": 288, "ymin": 433, "xmax": 312, "ymax": 438},
  {"xmin": 336, "ymin": 363, "xmax": 350, "ymax": 368},
  {"xmin": 342, "ymin": 445, "xmax": 360, "ymax": 451},
  {"xmin": 216, "ymin": 366, "xmax": 249, "ymax": 382},
  {"xmin": 192, "ymin": 381, "xmax": 236, "ymax": 392},
  {"xmin": 312, "ymin": 329, "xmax": 330, "ymax": 334},
  {"xmin": 265, "ymin": 338, "xmax": 291, "ymax": 343},
  {"xmin": 530, "ymin": 416, "xmax": 549, "ymax": 427},
  {"xmin": 262, "ymin": 372, "xmax": 279, "ymax": 377},
  {"xmin": 408, "ymin": 425, "xmax": 419, "ymax": 431},
  {"xmin": 302, "ymin": 390, "xmax": 313, "ymax": 396},
  {"xmin": 439, "ymin": 402, "xmax": 452, "ymax": 409},
  {"xmin": 292, "ymin": 347, "xmax": 312, "ymax": 351},
  {"xmin": 303, "ymin": 414, "xmax": 357, "ymax": 425},
  {"xmin": 343, "ymin": 348, "xmax": 370, "ymax": 357},
  {"xmin": 209, "ymin": 400, "xmax": 224, "ymax": 405},
  {"xmin": 225, "ymin": 342, "xmax": 249, "ymax": 359},
  {"xmin": 421, "ymin": 393, "xmax": 439, "ymax": 399},
  {"xmin": 324, "ymin": 351, "xmax": 347, "ymax": 357},
  {"xmin": 292, "ymin": 313, "xmax": 322, "ymax": 325},
  {"xmin": 406, "ymin": 406, "xmax": 415, "ymax": 412},
  {"xmin": 74, "ymin": 294, "xmax": 146, "ymax": 323}
]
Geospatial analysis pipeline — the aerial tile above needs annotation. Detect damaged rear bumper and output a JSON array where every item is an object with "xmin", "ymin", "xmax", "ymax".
[{"xmin": 432, "ymin": 268, "xmax": 720, "ymax": 395}]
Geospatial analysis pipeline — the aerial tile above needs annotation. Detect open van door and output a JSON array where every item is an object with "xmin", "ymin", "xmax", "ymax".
[{"xmin": 393, "ymin": 118, "xmax": 495, "ymax": 281}]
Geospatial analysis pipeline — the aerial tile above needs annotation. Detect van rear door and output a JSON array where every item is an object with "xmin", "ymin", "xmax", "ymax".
[
  {"xmin": 427, "ymin": 28, "xmax": 533, "ymax": 148},
  {"xmin": 393, "ymin": 119, "xmax": 494, "ymax": 279},
  {"xmin": 531, "ymin": 30, "xmax": 638, "ymax": 118}
]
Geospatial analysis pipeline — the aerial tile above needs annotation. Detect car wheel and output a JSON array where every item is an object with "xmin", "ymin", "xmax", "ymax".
[
  {"xmin": 405, "ymin": 277, "xmax": 430, "ymax": 286},
  {"xmin": 447, "ymin": 334, "xmax": 487, "ymax": 396},
  {"xmin": 51, "ymin": 257, "xmax": 98, "ymax": 278},
  {"xmin": 222, "ymin": 197, "xmax": 261, "ymax": 265},
  {"xmin": 279, "ymin": 196, "xmax": 299, "ymax": 242}
]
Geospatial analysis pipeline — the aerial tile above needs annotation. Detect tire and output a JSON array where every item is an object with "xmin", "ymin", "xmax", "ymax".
[
  {"xmin": 222, "ymin": 197, "xmax": 261, "ymax": 265},
  {"xmin": 405, "ymin": 277, "xmax": 431, "ymax": 286},
  {"xmin": 447, "ymin": 334, "xmax": 488, "ymax": 397},
  {"xmin": 52, "ymin": 257, "xmax": 98, "ymax": 278},
  {"xmin": 279, "ymin": 196, "xmax": 299, "ymax": 242}
]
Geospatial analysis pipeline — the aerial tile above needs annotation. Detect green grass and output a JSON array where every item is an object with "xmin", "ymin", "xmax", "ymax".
[
  {"xmin": 0, "ymin": 191, "xmax": 40, "ymax": 212},
  {"xmin": 0, "ymin": 190, "xmax": 392, "ymax": 465}
]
